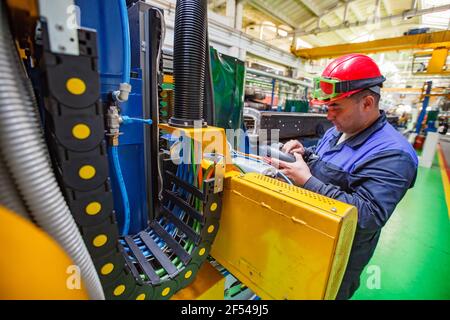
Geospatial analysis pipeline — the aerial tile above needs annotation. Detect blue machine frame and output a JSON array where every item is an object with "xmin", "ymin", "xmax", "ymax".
[{"xmin": 76, "ymin": 0, "xmax": 149, "ymax": 234}]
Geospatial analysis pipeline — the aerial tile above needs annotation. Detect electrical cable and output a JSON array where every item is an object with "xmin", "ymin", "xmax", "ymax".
[
  {"xmin": 121, "ymin": 139, "xmax": 208, "ymax": 280},
  {"xmin": 277, "ymin": 171, "xmax": 294, "ymax": 185},
  {"xmin": 231, "ymin": 150, "xmax": 294, "ymax": 184},
  {"xmin": 155, "ymin": 8, "xmax": 166, "ymax": 202},
  {"xmin": 154, "ymin": 7, "xmax": 166, "ymax": 79}
]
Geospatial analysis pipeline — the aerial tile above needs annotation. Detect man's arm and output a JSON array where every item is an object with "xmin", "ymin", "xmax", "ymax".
[{"xmin": 303, "ymin": 151, "xmax": 417, "ymax": 231}]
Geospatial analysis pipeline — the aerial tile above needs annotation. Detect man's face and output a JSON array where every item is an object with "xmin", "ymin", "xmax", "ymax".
[{"xmin": 325, "ymin": 96, "xmax": 365, "ymax": 134}]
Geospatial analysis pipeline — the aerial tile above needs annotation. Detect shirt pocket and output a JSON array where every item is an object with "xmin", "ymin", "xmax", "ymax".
[{"xmin": 317, "ymin": 161, "xmax": 349, "ymax": 190}]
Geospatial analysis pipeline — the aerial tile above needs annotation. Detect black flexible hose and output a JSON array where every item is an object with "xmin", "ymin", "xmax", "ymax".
[{"xmin": 170, "ymin": 0, "xmax": 207, "ymax": 127}]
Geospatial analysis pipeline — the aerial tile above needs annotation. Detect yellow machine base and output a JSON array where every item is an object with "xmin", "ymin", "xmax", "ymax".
[
  {"xmin": 172, "ymin": 262, "xmax": 225, "ymax": 300},
  {"xmin": 0, "ymin": 206, "xmax": 88, "ymax": 300},
  {"xmin": 211, "ymin": 173, "xmax": 357, "ymax": 300}
]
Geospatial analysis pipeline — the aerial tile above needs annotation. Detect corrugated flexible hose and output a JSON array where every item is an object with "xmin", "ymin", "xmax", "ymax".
[
  {"xmin": 0, "ymin": 155, "xmax": 30, "ymax": 220},
  {"xmin": 170, "ymin": 0, "xmax": 208, "ymax": 127},
  {"xmin": 0, "ymin": 5, "xmax": 104, "ymax": 299}
]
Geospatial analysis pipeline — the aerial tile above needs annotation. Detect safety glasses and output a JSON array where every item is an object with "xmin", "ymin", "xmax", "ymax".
[
  {"xmin": 312, "ymin": 75, "xmax": 386, "ymax": 102},
  {"xmin": 312, "ymin": 77, "xmax": 342, "ymax": 101}
]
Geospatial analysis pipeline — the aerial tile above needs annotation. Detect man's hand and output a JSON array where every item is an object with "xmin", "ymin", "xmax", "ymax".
[
  {"xmin": 268, "ymin": 153, "xmax": 312, "ymax": 186},
  {"xmin": 282, "ymin": 140, "xmax": 305, "ymax": 155}
]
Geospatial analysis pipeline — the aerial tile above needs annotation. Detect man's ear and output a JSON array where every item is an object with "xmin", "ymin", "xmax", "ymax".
[{"xmin": 363, "ymin": 94, "xmax": 375, "ymax": 110}]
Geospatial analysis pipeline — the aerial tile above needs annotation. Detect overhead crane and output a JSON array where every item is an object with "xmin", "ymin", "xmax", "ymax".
[{"xmin": 292, "ymin": 30, "xmax": 450, "ymax": 59}]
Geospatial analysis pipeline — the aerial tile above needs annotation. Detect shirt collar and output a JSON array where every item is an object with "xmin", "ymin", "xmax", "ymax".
[{"xmin": 330, "ymin": 111, "xmax": 387, "ymax": 149}]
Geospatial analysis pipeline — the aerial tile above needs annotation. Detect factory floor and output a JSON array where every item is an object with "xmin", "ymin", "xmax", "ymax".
[{"xmin": 352, "ymin": 139, "xmax": 450, "ymax": 300}]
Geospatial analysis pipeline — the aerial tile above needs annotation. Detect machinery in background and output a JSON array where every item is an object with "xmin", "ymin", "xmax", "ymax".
[
  {"xmin": 409, "ymin": 81, "xmax": 446, "ymax": 168},
  {"xmin": 244, "ymin": 68, "xmax": 310, "ymax": 112},
  {"xmin": 257, "ymin": 112, "xmax": 332, "ymax": 141},
  {"xmin": 285, "ymin": 99, "xmax": 309, "ymax": 113},
  {"xmin": 1, "ymin": 0, "xmax": 357, "ymax": 300},
  {"xmin": 242, "ymin": 67, "xmax": 324, "ymax": 156},
  {"xmin": 437, "ymin": 112, "xmax": 449, "ymax": 135},
  {"xmin": 244, "ymin": 108, "xmax": 333, "ymax": 154},
  {"xmin": 386, "ymin": 115, "xmax": 400, "ymax": 128}
]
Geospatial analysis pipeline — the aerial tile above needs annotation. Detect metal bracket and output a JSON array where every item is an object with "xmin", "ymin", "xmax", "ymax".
[
  {"xmin": 38, "ymin": 0, "xmax": 79, "ymax": 56},
  {"xmin": 214, "ymin": 159, "xmax": 225, "ymax": 194},
  {"xmin": 105, "ymin": 105, "xmax": 123, "ymax": 145}
]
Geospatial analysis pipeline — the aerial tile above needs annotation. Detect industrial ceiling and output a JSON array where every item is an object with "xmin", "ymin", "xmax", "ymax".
[{"xmin": 208, "ymin": 0, "xmax": 450, "ymax": 89}]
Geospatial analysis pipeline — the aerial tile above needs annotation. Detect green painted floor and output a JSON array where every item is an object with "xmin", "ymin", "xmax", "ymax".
[{"xmin": 352, "ymin": 155, "xmax": 450, "ymax": 300}]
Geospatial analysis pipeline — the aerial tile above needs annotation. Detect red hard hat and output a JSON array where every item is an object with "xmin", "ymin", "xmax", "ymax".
[{"xmin": 311, "ymin": 53, "xmax": 385, "ymax": 105}]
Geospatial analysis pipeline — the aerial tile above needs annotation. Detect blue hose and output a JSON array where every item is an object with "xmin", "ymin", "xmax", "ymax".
[
  {"xmin": 112, "ymin": 145, "xmax": 130, "ymax": 235},
  {"xmin": 121, "ymin": 116, "xmax": 152, "ymax": 126},
  {"xmin": 119, "ymin": 0, "xmax": 131, "ymax": 84}
]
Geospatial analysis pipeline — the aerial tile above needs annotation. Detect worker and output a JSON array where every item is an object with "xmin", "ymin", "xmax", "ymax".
[{"xmin": 268, "ymin": 54, "xmax": 418, "ymax": 300}]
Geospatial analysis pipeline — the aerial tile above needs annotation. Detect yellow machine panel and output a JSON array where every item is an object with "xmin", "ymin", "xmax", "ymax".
[
  {"xmin": 158, "ymin": 124, "xmax": 230, "ymax": 159},
  {"xmin": 211, "ymin": 173, "xmax": 357, "ymax": 300},
  {"xmin": 0, "ymin": 206, "xmax": 88, "ymax": 300},
  {"xmin": 172, "ymin": 262, "xmax": 226, "ymax": 300}
]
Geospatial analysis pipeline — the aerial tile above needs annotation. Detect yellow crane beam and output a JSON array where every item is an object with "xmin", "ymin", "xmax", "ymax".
[
  {"xmin": 292, "ymin": 31, "xmax": 450, "ymax": 60},
  {"xmin": 382, "ymin": 87, "xmax": 449, "ymax": 94}
]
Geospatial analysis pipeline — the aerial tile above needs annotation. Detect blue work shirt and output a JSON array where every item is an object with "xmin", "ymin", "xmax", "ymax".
[{"xmin": 303, "ymin": 111, "xmax": 418, "ymax": 298}]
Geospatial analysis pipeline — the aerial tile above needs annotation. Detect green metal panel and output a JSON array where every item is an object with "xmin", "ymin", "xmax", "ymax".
[{"xmin": 210, "ymin": 47, "xmax": 245, "ymax": 130}]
